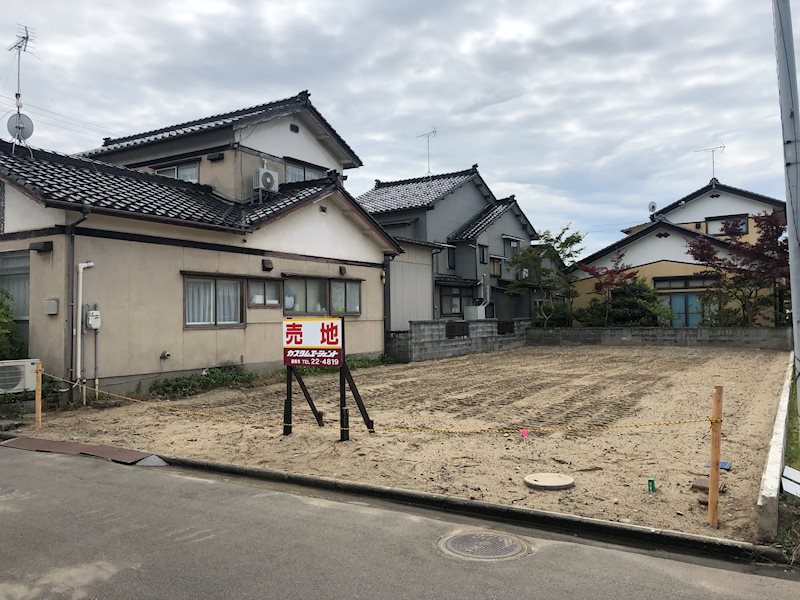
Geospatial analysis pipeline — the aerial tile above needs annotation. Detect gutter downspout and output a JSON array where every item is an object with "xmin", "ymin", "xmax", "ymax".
[
  {"xmin": 65, "ymin": 213, "xmax": 88, "ymax": 399},
  {"xmin": 382, "ymin": 254, "xmax": 394, "ymax": 336},
  {"xmin": 76, "ymin": 261, "xmax": 95, "ymax": 405},
  {"xmin": 431, "ymin": 247, "xmax": 443, "ymax": 320}
]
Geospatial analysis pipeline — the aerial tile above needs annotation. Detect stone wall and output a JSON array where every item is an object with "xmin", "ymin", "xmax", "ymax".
[
  {"xmin": 526, "ymin": 327, "xmax": 792, "ymax": 350},
  {"xmin": 385, "ymin": 319, "xmax": 531, "ymax": 363}
]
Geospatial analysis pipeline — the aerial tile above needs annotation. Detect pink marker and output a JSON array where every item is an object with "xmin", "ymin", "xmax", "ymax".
[{"xmin": 521, "ymin": 428, "xmax": 528, "ymax": 440}]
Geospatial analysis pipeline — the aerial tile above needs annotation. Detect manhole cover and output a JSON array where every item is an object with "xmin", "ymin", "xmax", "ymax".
[{"xmin": 440, "ymin": 532, "xmax": 527, "ymax": 560}]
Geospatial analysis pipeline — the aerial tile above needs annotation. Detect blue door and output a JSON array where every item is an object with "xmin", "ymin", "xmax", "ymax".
[{"xmin": 668, "ymin": 293, "xmax": 702, "ymax": 328}]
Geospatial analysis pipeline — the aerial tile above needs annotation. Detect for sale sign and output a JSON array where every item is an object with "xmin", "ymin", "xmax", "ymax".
[{"xmin": 283, "ymin": 318, "xmax": 343, "ymax": 367}]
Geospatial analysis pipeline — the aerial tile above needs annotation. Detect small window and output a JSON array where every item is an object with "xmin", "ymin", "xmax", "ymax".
[
  {"xmin": 479, "ymin": 245, "xmax": 488, "ymax": 264},
  {"xmin": 284, "ymin": 278, "xmax": 328, "ymax": 315},
  {"xmin": 157, "ymin": 161, "xmax": 199, "ymax": 183},
  {"xmin": 490, "ymin": 257, "xmax": 502, "ymax": 278},
  {"xmin": 504, "ymin": 238, "xmax": 520, "ymax": 258},
  {"xmin": 706, "ymin": 215, "xmax": 747, "ymax": 236},
  {"xmin": 331, "ymin": 280, "xmax": 361, "ymax": 314},
  {"xmin": 248, "ymin": 280, "xmax": 281, "ymax": 307},
  {"xmin": 285, "ymin": 160, "xmax": 328, "ymax": 183},
  {"xmin": 447, "ymin": 247, "xmax": 456, "ymax": 269},
  {"xmin": 441, "ymin": 287, "xmax": 471, "ymax": 317},
  {"xmin": 185, "ymin": 277, "xmax": 243, "ymax": 327}
]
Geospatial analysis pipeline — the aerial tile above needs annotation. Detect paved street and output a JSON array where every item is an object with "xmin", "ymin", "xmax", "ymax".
[{"xmin": 1, "ymin": 447, "xmax": 798, "ymax": 600}]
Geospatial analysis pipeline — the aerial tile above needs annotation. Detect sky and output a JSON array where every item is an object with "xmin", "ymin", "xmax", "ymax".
[{"xmin": 0, "ymin": 0, "xmax": 794, "ymax": 255}]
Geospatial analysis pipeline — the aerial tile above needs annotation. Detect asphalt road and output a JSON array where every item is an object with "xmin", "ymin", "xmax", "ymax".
[{"xmin": 1, "ymin": 447, "xmax": 798, "ymax": 600}]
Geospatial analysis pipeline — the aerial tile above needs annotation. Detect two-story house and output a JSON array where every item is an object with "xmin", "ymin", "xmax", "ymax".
[
  {"xmin": 571, "ymin": 178, "xmax": 786, "ymax": 327},
  {"xmin": 356, "ymin": 166, "xmax": 537, "ymax": 328},
  {"xmin": 0, "ymin": 91, "xmax": 400, "ymax": 393}
]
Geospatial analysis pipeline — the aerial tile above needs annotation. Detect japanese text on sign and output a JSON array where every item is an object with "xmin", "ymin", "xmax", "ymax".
[{"xmin": 282, "ymin": 318, "xmax": 343, "ymax": 367}]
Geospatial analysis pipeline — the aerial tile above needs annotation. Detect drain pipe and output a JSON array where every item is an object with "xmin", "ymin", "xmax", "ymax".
[
  {"xmin": 65, "ymin": 212, "xmax": 89, "ymax": 399},
  {"xmin": 93, "ymin": 305, "xmax": 99, "ymax": 401},
  {"xmin": 76, "ymin": 260, "xmax": 95, "ymax": 405}
]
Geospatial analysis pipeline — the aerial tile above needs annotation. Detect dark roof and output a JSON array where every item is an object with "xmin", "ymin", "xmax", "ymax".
[
  {"xmin": 393, "ymin": 236, "xmax": 444, "ymax": 249},
  {"xmin": 80, "ymin": 91, "xmax": 362, "ymax": 168},
  {"xmin": 449, "ymin": 197, "xmax": 516, "ymax": 241},
  {"xmin": 0, "ymin": 139, "xmax": 399, "ymax": 251},
  {"xmin": 435, "ymin": 274, "xmax": 479, "ymax": 287},
  {"xmin": 568, "ymin": 219, "xmax": 735, "ymax": 273},
  {"xmin": 356, "ymin": 166, "xmax": 478, "ymax": 214},
  {"xmin": 652, "ymin": 178, "xmax": 785, "ymax": 219}
]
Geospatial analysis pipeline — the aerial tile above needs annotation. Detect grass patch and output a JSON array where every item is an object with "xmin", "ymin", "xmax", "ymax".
[
  {"xmin": 787, "ymin": 373, "xmax": 800, "ymax": 471},
  {"xmin": 149, "ymin": 366, "xmax": 259, "ymax": 399}
]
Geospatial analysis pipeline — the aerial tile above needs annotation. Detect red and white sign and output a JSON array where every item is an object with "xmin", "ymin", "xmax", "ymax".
[{"xmin": 283, "ymin": 318, "xmax": 343, "ymax": 367}]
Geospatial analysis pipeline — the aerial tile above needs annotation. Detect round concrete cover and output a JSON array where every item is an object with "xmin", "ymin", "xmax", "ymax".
[
  {"xmin": 524, "ymin": 473, "xmax": 575, "ymax": 490},
  {"xmin": 442, "ymin": 532, "xmax": 526, "ymax": 560}
]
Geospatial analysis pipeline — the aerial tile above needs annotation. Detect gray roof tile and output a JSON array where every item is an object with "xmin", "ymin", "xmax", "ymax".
[
  {"xmin": 356, "ymin": 167, "xmax": 477, "ymax": 214},
  {"xmin": 0, "ymin": 140, "xmax": 336, "ymax": 232},
  {"xmin": 449, "ymin": 199, "xmax": 515, "ymax": 241}
]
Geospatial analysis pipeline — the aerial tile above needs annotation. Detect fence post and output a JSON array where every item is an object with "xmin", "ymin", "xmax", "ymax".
[
  {"xmin": 708, "ymin": 385, "xmax": 723, "ymax": 528},
  {"xmin": 34, "ymin": 360, "xmax": 42, "ymax": 431}
]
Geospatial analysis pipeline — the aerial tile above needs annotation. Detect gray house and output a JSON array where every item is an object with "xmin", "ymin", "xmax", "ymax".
[{"xmin": 356, "ymin": 166, "xmax": 537, "ymax": 327}]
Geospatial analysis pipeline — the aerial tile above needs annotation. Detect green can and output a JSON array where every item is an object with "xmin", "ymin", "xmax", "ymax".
[{"xmin": 647, "ymin": 477, "xmax": 656, "ymax": 493}]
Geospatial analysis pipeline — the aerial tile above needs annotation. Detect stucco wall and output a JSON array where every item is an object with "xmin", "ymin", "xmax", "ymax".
[
  {"xmin": 3, "ymin": 184, "xmax": 66, "ymax": 233},
  {"xmin": 388, "ymin": 242, "xmax": 433, "ymax": 330}
]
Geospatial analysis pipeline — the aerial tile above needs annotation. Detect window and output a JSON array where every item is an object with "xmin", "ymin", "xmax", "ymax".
[
  {"xmin": 706, "ymin": 215, "xmax": 747, "ymax": 236},
  {"xmin": 185, "ymin": 277, "xmax": 243, "ymax": 326},
  {"xmin": 447, "ymin": 247, "xmax": 456, "ymax": 269},
  {"xmin": 331, "ymin": 280, "xmax": 361, "ymax": 314},
  {"xmin": 490, "ymin": 257, "xmax": 502, "ymax": 278},
  {"xmin": 503, "ymin": 238, "xmax": 520, "ymax": 258},
  {"xmin": 248, "ymin": 280, "xmax": 281, "ymax": 307},
  {"xmin": 479, "ymin": 245, "xmax": 488, "ymax": 264},
  {"xmin": 284, "ymin": 278, "xmax": 328, "ymax": 314},
  {"xmin": 285, "ymin": 159, "xmax": 328, "ymax": 183},
  {"xmin": 441, "ymin": 287, "xmax": 471, "ymax": 317},
  {"xmin": 156, "ymin": 161, "xmax": 199, "ymax": 183},
  {"xmin": 653, "ymin": 277, "xmax": 717, "ymax": 289},
  {"xmin": 0, "ymin": 252, "xmax": 29, "ymax": 322}
]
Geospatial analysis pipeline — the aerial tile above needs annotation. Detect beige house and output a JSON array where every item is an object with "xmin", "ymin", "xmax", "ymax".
[{"xmin": 0, "ymin": 91, "xmax": 400, "ymax": 392}]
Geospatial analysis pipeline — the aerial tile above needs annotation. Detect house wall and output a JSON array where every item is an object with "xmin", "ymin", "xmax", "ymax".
[
  {"xmin": 237, "ymin": 115, "xmax": 342, "ymax": 173},
  {"xmin": 477, "ymin": 208, "xmax": 532, "ymax": 281},
  {"xmin": 429, "ymin": 184, "xmax": 486, "ymax": 274},
  {"xmin": 661, "ymin": 190, "xmax": 780, "ymax": 224},
  {"xmin": 388, "ymin": 242, "xmax": 434, "ymax": 330},
  {"xmin": 3, "ymin": 184, "xmax": 66, "ymax": 232},
  {"xmin": 94, "ymin": 129, "xmax": 233, "ymax": 169}
]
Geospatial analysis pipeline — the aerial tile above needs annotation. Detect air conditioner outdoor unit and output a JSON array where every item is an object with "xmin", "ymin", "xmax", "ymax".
[
  {"xmin": 516, "ymin": 268, "xmax": 529, "ymax": 280},
  {"xmin": 253, "ymin": 168, "xmax": 279, "ymax": 192},
  {"xmin": 0, "ymin": 359, "xmax": 38, "ymax": 393}
]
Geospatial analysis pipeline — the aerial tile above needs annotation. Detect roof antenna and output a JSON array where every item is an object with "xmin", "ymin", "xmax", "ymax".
[
  {"xmin": 693, "ymin": 143, "xmax": 725, "ymax": 180},
  {"xmin": 6, "ymin": 25, "xmax": 35, "ymax": 156},
  {"xmin": 416, "ymin": 127, "xmax": 436, "ymax": 177}
]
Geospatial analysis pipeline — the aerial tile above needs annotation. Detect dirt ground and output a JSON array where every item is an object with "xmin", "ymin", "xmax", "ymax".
[{"xmin": 22, "ymin": 346, "xmax": 790, "ymax": 541}]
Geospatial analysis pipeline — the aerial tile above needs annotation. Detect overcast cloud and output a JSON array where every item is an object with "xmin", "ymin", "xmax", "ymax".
[{"xmin": 1, "ymin": 1, "xmax": 793, "ymax": 254}]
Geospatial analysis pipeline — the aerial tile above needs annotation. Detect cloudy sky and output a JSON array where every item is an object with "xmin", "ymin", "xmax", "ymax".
[{"xmin": 1, "ymin": 0, "xmax": 793, "ymax": 254}]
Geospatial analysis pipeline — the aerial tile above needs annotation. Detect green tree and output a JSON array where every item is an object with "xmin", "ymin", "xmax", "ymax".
[
  {"xmin": 507, "ymin": 225, "xmax": 585, "ymax": 327},
  {"xmin": 574, "ymin": 278, "xmax": 672, "ymax": 327}
]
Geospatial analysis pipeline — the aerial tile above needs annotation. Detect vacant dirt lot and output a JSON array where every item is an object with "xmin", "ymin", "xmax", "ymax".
[{"xmin": 24, "ymin": 346, "xmax": 789, "ymax": 541}]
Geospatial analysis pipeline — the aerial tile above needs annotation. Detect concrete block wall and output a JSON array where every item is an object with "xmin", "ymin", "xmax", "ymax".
[
  {"xmin": 526, "ymin": 327, "xmax": 792, "ymax": 350},
  {"xmin": 385, "ymin": 319, "xmax": 531, "ymax": 363}
]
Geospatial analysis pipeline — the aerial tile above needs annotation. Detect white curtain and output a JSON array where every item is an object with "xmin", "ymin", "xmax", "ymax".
[
  {"xmin": 216, "ymin": 279, "xmax": 240, "ymax": 324},
  {"xmin": 0, "ymin": 274, "xmax": 29, "ymax": 320},
  {"xmin": 186, "ymin": 279, "xmax": 214, "ymax": 324},
  {"xmin": 346, "ymin": 282, "xmax": 360, "ymax": 313}
]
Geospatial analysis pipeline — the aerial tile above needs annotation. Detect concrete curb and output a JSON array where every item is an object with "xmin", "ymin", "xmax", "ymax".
[
  {"xmin": 756, "ymin": 354, "xmax": 794, "ymax": 541},
  {"xmin": 163, "ymin": 454, "xmax": 788, "ymax": 565}
]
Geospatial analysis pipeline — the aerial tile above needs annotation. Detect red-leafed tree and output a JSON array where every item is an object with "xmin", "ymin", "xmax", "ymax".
[
  {"xmin": 685, "ymin": 212, "xmax": 789, "ymax": 326},
  {"xmin": 577, "ymin": 252, "xmax": 639, "ymax": 326}
]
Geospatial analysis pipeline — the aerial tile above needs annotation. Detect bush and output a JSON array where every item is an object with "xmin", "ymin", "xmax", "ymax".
[
  {"xmin": 574, "ymin": 278, "xmax": 672, "ymax": 327},
  {"xmin": 149, "ymin": 366, "xmax": 259, "ymax": 399}
]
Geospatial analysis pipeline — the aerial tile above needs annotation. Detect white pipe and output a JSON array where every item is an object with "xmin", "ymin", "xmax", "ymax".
[{"xmin": 76, "ymin": 261, "xmax": 95, "ymax": 405}]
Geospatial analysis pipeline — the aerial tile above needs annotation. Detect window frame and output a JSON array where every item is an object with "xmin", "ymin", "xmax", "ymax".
[
  {"xmin": 330, "ymin": 279, "xmax": 362, "ymax": 316},
  {"xmin": 184, "ymin": 275, "xmax": 246, "ymax": 329},
  {"xmin": 247, "ymin": 278, "xmax": 283, "ymax": 309},
  {"xmin": 478, "ymin": 245, "xmax": 488, "ymax": 264},
  {"xmin": 283, "ymin": 277, "xmax": 330, "ymax": 316},
  {"xmin": 489, "ymin": 257, "xmax": 502, "ymax": 278},
  {"xmin": 447, "ymin": 247, "xmax": 456, "ymax": 270},
  {"xmin": 156, "ymin": 160, "xmax": 200, "ymax": 183},
  {"xmin": 284, "ymin": 157, "xmax": 329, "ymax": 183},
  {"xmin": 705, "ymin": 214, "xmax": 748, "ymax": 236},
  {"xmin": 0, "ymin": 250, "xmax": 30, "ymax": 323},
  {"xmin": 440, "ymin": 286, "xmax": 471, "ymax": 317}
]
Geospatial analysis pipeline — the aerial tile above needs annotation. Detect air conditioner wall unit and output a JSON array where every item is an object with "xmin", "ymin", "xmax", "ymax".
[
  {"xmin": 253, "ymin": 168, "xmax": 279, "ymax": 192},
  {"xmin": 0, "ymin": 359, "xmax": 38, "ymax": 393}
]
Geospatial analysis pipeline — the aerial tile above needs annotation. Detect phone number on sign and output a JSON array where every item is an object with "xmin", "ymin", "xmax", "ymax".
[{"xmin": 286, "ymin": 357, "xmax": 341, "ymax": 367}]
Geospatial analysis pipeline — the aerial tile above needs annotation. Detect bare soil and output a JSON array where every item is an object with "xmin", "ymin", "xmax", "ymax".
[{"xmin": 23, "ymin": 346, "xmax": 789, "ymax": 541}]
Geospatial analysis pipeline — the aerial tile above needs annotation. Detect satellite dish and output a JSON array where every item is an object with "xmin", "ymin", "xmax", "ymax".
[
  {"xmin": 648, "ymin": 201, "xmax": 657, "ymax": 213},
  {"xmin": 7, "ymin": 113, "xmax": 33, "ymax": 140},
  {"xmin": 261, "ymin": 170, "xmax": 276, "ymax": 190}
]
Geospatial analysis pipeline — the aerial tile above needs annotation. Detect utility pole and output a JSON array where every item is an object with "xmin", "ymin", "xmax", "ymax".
[{"xmin": 773, "ymin": 0, "xmax": 800, "ymax": 375}]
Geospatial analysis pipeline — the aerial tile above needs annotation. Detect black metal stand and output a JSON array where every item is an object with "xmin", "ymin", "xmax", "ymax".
[
  {"xmin": 284, "ymin": 366, "xmax": 325, "ymax": 436},
  {"xmin": 343, "ymin": 363, "xmax": 374, "ymax": 433}
]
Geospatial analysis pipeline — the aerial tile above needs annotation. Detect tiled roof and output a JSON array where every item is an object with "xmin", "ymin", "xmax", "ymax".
[
  {"xmin": 652, "ymin": 178, "xmax": 785, "ymax": 218},
  {"xmin": 356, "ymin": 166, "xmax": 478, "ymax": 214},
  {"xmin": 0, "ymin": 140, "xmax": 336, "ymax": 232},
  {"xmin": 449, "ymin": 198, "xmax": 515, "ymax": 241},
  {"xmin": 79, "ymin": 91, "xmax": 362, "ymax": 167},
  {"xmin": 435, "ymin": 274, "xmax": 479, "ymax": 287}
]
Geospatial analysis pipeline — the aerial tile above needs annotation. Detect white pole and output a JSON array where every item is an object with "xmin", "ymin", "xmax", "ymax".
[
  {"xmin": 76, "ymin": 261, "xmax": 95, "ymax": 405},
  {"xmin": 773, "ymin": 0, "xmax": 800, "ymax": 376}
]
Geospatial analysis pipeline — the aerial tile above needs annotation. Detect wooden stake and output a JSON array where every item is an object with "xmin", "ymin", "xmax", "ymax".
[
  {"xmin": 34, "ymin": 360, "xmax": 42, "ymax": 431},
  {"xmin": 708, "ymin": 385, "xmax": 723, "ymax": 528}
]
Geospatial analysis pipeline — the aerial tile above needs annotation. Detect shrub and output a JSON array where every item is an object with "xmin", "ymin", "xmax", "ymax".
[{"xmin": 149, "ymin": 366, "xmax": 258, "ymax": 399}]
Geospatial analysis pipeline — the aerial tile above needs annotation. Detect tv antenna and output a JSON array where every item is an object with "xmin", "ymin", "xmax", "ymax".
[
  {"xmin": 416, "ymin": 127, "xmax": 436, "ymax": 176},
  {"xmin": 693, "ymin": 143, "xmax": 725, "ymax": 179},
  {"xmin": 6, "ymin": 25, "xmax": 35, "ymax": 154}
]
